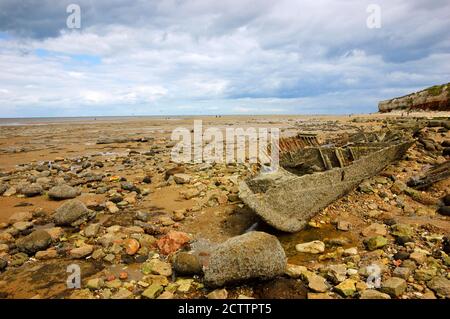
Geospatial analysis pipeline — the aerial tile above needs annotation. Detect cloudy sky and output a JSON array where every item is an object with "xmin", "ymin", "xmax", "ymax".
[{"xmin": 0, "ymin": 0, "xmax": 449, "ymax": 117}]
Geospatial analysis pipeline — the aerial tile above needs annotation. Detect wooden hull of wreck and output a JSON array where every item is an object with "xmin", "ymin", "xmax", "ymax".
[{"xmin": 239, "ymin": 141, "xmax": 414, "ymax": 232}]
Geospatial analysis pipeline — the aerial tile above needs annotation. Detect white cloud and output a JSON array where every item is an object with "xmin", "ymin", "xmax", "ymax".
[{"xmin": 0, "ymin": 0, "xmax": 449, "ymax": 116}]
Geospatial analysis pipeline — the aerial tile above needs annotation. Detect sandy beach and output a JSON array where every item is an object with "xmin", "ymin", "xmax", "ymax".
[{"xmin": 0, "ymin": 112, "xmax": 449, "ymax": 299}]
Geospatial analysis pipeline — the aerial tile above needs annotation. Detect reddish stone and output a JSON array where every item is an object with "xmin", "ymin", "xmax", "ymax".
[
  {"xmin": 156, "ymin": 231, "xmax": 190, "ymax": 255},
  {"xmin": 124, "ymin": 238, "xmax": 140, "ymax": 255},
  {"xmin": 119, "ymin": 271, "xmax": 128, "ymax": 280}
]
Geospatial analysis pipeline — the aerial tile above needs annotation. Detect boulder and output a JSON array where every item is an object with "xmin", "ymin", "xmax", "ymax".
[
  {"xmin": 15, "ymin": 230, "xmax": 52, "ymax": 254},
  {"xmin": 203, "ymin": 231, "xmax": 286, "ymax": 287},
  {"xmin": 172, "ymin": 252, "xmax": 203, "ymax": 275},
  {"xmin": 21, "ymin": 183, "xmax": 43, "ymax": 197},
  {"xmin": 48, "ymin": 185, "xmax": 79, "ymax": 200},
  {"xmin": 53, "ymin": 199, "xmax": 94, "ymax": 226}
]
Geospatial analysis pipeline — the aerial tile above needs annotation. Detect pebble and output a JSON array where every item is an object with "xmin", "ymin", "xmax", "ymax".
[
  {"xmin": 207, "ymin": 288, "xmax": 228, "ymax": 299},
  {"xmin": 334, "ymin": 279, "xmax": 357, "ymax": 297},
  {"xmin": 381, "ymin": 277, "xmax": 407, "ymax": 297},
  {"xmin": 142, "ymin": 284, "xmax": 163, "ymax": 299},
  {"xmin": 365, "ymin": 236, "xmax": 388, "ymax": 251},
  {"xmin": 295, "ymin": 240, "xmax": 325, "ymax": 254},
  {"xmin": 141, "ymin": 259, "xmax": 173, "ymax": 276},
  {"xmin": 124, "ymin": 238, "xmax": 140, "ymax": 255},
  {"xmin": 359, "ymin": 289, "xmax": 391, "ymax": 299},
  {"xmin": 69, "ymin": 245, "xmax": 94, "ymax": 259},
  {"xmin": 84, "ymin": 223, "xmax": 100, "ymax": 237}
]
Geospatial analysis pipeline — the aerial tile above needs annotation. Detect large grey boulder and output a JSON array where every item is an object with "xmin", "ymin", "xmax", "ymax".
[
  {"xmin": 53, "ymin": 199, "xmax": 94, "ymax": 226},
  {"xmin": 48, "ymin": 185, "xmax": 79, "ymax": 200},
  {"xmin": 16, "ymin": 230, "xmax": 52, "ymax": 255},
  {"xmin": 203, "ymin": 231, "xmax": 286, "ymax": 287}
]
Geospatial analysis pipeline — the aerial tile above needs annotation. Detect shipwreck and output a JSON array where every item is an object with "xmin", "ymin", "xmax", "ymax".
[{"xmin": 239, "ymin": 132, "xmax": 414, "ymax": 232}]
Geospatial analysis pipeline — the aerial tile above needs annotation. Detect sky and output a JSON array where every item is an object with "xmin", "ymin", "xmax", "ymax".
[{"xmin": 0, "ymin": 0, "xmax": 449, "ymax": 117}]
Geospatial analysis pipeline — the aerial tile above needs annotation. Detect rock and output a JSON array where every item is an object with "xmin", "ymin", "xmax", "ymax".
[
  {"xmin": 438, "ymin": 206, "xmax": 450, "ymax": 216},
  {"xmin": 285, "ymin": 264, "xmax": 308, "ymax": 278},
  {"xmin": 414, "ymin": 267, "xmax": 437, "ymax": 281},
  {"xmin": 443, "ymin": 194, "xmax": 450, "ymax": 206},
  {"xmin": 48, "ymin": 185, "xmax": 79, "ymax": 200},
  {"xmin": 359, "ymin": 289, "xmax": 391, "ymax": 299},
  {"xmin": 13, "ymin": 221, "xmax": 33, "ymax": 231},
  {"xmin": 325, "ymin": 264, "xmax": 347, "ymax": 283},
  {"xmin": 84, "ymin": 223, "xmax": 100, "ymax": 237},
  {"xmin": 156, "ymin": 231, "xmax": 190, "ymax": 255},
  {"xmin": 35, "ymin": 248, "xmax": 58, "ymax": 260},
  {"xmin": 0, "ymin": 244, "xmax": 8, "ymax": 253},
  {"xmin": 8, "ymin": 211, "xmax": 32, "ymax": 224},
  {"xmin": 68, "ymin": 289, "xmax": 95, "ymax": 299},
  {"xmin": 142, "ymin": 176, "xmax": 152, "ymax": 184},
  {"xmin": 410, "ymin": 250, "xmax": 428, "ymax": 264},
  {"xmin": 381, "ymin": 277, "xmax": 407, "ymax": 297},
  {"xmin": 361, "ymin": 223, "xmax": 387, "ymax": 237},
  {"xmin": 104, "ymin": 278, "xmax": 121, "ymax": 289},
  {"xmin": 123, "ymin": 238, "xmax": 140, "ymax": 255},
  {"xmin": 334, "ymin": 279, "xmax": 357, "ymax": 297},
  {"xmin": 142, "ymin": 284, "xmax": 163, "ymax": 299},
  {"xmin": 16, "ymin": 230, "xmax": 52, "ymax": 255},
  {"xmin": 365, "ymin": 236, "xmax": 388, "ymax": 251},
  {"xmin": 9, "ymin": 252, "xmax": 28, "ymax": 266},
  {"xmin": 307, "ymin": 292, "xmax": 333, "ymax": 299},
  {"xmin": 305, "ymin": 273, "xmax": 329, "ymax": 293},
  {"xmin": 3, "ymin": 187, "xmax": 16, "ymax": 197},
  {"xmin": 295, "ymin": 240, "xmax": 325, "ymax": 254},
  {"xmin": 343, "ymin": 247, "xmax": 358, "ymax": 256},
  {"xmin": 390, "ymin": 181, "xmax": 407, "ymax": 194},
  {"xmin": 336, "ymin": 220, "xmax": 351, "ymax": 231},
  {"xmin": 393, "ymin": 251, "xmax": 410, "ymax": 260},
  {"xmin": 393, "ymin": 267, "xmax": 411, "ymax": 279},
  {"xmin": 173, "ymin": 173, "xmax": 192, "ymax": 184},
  {"xmin": 142, "ymin": 259, "xmax": 173, "ymax": 276},
  {"xmin": 391, "ymin": 223, "xmax": 414, "ymax": 242},
  {"xmin": 172, "ymin": 252, "xmax": 203, "ymax": 275},
  {"xmin": 106, "ymin": 201, "xmax": 120, "ymax": 214},
  {"xmin": 207, "ymin": 288, "xmax": 228, "ymax": 299},
  {"xmin": 69, "ymin": 245, "xmax": 93, "ymax": 258},
  {"xmin": 53, "ymin": 199, "xmax": 94, "ymax": 226},
  {"xmin": 203, "ymin": 231, "xmax": 286, "ymax": 287},
  {"xmin": 157, "ymin": 291, "xmax": 174, "ymax": 299},
  {"xmin": 0, "ymin": 258, "xmax": 7, "ymax": 272},
  {"xmin": 176, "ymin": 278, "xmax": 193, "ymax": 293},
  {"xmin": 0, "ymin": 184, "xmax": 7, "ymax": 195},
  {"xmin": 165, "ymin": 166, "xmax": 185, "ymax": 180},
  {"xmin": 111, "ymin": 288, "xmax": 133, "ymax": 299},
  {"xmin": 21, "ymin": 184, "xmax": 43, "ymax": 197},
  {"xmin": 427, "ymin": 276, "xmax": 450, "ymax": 298},
  {"xmin": 120, "ymin": 182, "xmax": 140, "ymax": 193},
  {"xmin": 86, "ymin": 278, "xmax": 105, "ymax": 290}
]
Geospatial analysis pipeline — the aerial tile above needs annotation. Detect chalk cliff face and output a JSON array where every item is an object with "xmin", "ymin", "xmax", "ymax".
[{"xmin": 379, "ymin": 83, "xmax": 450, "ymax": 112}]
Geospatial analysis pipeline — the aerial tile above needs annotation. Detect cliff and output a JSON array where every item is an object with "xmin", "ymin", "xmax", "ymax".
[{"xmin": 378, "ymin": 83, "xmax": 450, "ymax": 113}]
